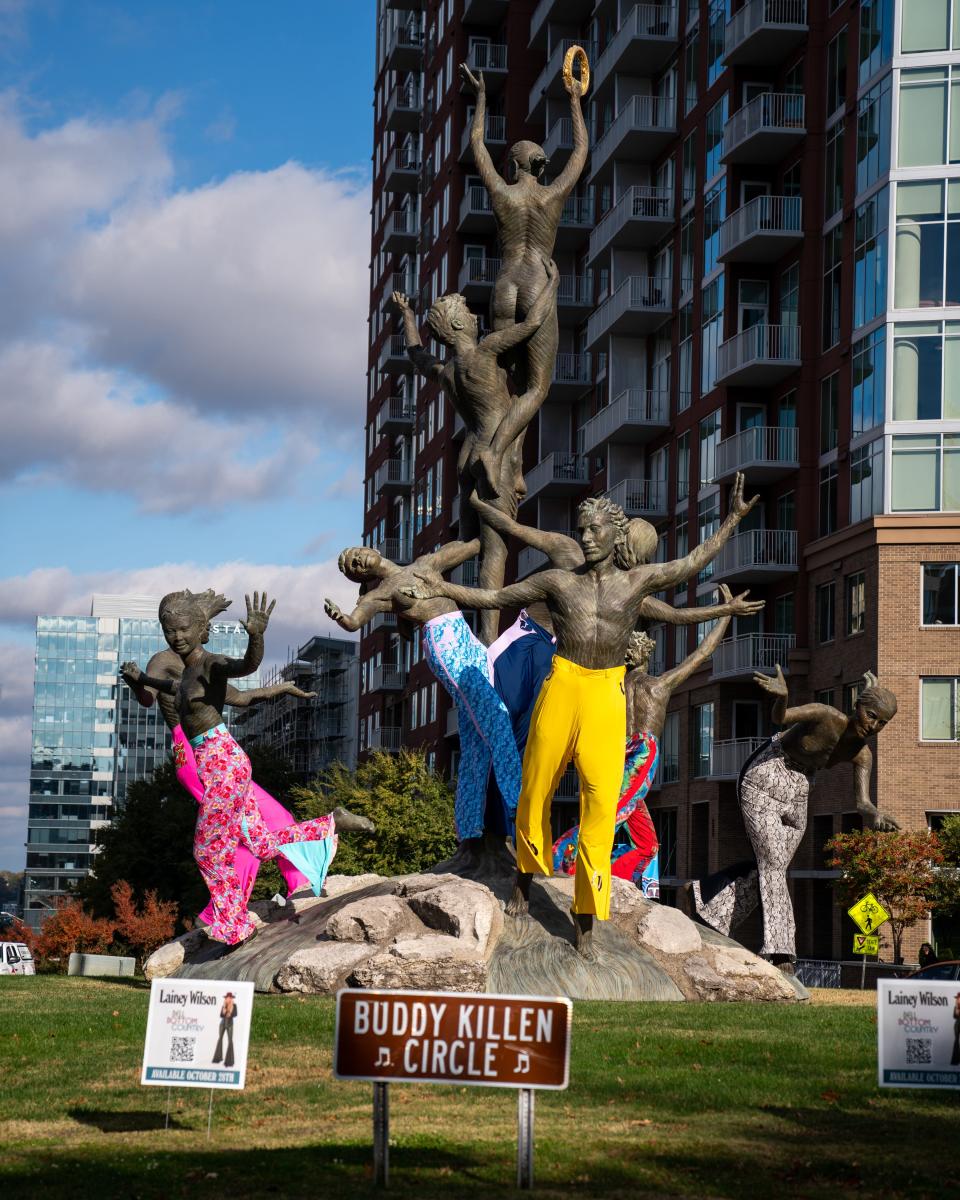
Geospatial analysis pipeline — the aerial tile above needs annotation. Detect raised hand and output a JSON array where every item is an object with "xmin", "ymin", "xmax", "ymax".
[
  {"xmin": 753, "ymin": 664, "xmax": 788, "ymax": 698},
  {"xmin": 729, "ymin": 588, "xmax": 765, "ymax": 617},
  {"xmin": 729, "ymin": 471, "xmax": 760, "ymax": 520},
  {"xmin": 392, "ymin": 291, "xmax": 411, "ymax": 313},
  {"xmin": 324, "ymin": 598, "xmax": 346, "ymax": 626},
  {"xmin": 873, "ymin": 811, "xmax": 901, "ymax": 832},
  {"xmin": 242, "ymin": 591, "xmax": 275, "ymax": 637},
  {"xmin": 459, "ymin": 62, "xmax": 484, "ymax": 96},
  {"xmin": 282, "ymin": 684, "xmax": 317, "ymax": 700},
  {"xmin": 562, "ymin": 45, "xmax": 589, "ymax": 99},
  {"xmin": 119, "ymin": 660, "xmax": 142, "ymax": 684}
]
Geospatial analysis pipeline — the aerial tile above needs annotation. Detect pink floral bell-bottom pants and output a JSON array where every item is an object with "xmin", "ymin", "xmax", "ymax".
[{"xmin": 193, "ymin": 727, "xmax": 335, "ymax": 945}]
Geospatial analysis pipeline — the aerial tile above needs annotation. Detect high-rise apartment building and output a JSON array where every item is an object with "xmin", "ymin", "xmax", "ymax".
[
  {"xmin": 232, "ymin": 634, "xmax": 359, "ymax": 777},
  {"xmin": 364, "ymin": 0, "xmax": 960, "ymax": 959},
  {"xmin": 23, "ymin": 595, "xmax": 255, "ymax": 931}
]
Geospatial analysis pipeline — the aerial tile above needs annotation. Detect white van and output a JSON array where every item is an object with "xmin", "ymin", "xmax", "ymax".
[{"xmin": 0, "ymin": 942, "xmax": 36, "ymax": 976}]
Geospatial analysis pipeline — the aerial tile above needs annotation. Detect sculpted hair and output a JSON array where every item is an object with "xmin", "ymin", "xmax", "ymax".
[
  {"xmin": 625, "ymin": 630, "xmax": 656, "ymax": 668},
  {"xmin": 426, "ymin": 293, "xmax": 472, "ymax": 342},
  {"xmin": 338, "ymin": 546, "xmax": 377, "ymax": 585},
  {"xmin": 578, "ymin": 495, "xmax": 629, "ymax": 541},
  {"xmin": 158, "ymin": 589, "xmax": 207, "ymax": 626},
  {"xmin": 615, "ymin": 519, "xmax": 658, "ymax": 569},
  {"xmin": 857, "ymin": 684, "xmax": 898, "ymax": 721}
]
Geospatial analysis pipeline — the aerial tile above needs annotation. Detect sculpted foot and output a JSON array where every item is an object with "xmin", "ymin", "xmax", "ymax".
[
  {"xmin": 332, "ymin": 806, "xmax": 375, "ymax": 833},
  {"xmin": 505, "ymin": 871, "xmax": 532, "ymax": 917},
  {"xmin": 573, "ymin": 913, "xmax": 597, "ymax": 961}
]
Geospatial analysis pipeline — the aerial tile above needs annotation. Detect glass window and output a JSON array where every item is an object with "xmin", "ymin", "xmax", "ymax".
[
  {"xmin": 823, "ymin": 227, "xmax": 843, "ymax": 350},
  {"xmin": 819, "ymin": 463, "xmax": 838, "ymax": 535},
  {"xmin": 850, "ymin": 439, "xmax": 884, "ymax": 523},
  {"xmin": 703, "ymin": 179, "xmax": 726, "ymax": 276},
  {"xmin": 780, "ymin": 263, "xmax": 799, "ymax": 328},
  {"xmin": 776, "ymin": 491, "xmax": 795, "ymax": 529},
  {"xmin": 846, "ymin": 571, "xmax": 866, "ymax": 634},
  {"xmin": 825, "ymin": 123, "xmax": 845, "ymax": 220},
  {"xmin": 852, "ymin": 327, "xmax": 886, "ymax": 434},
  {"xmin": 859, "ymin": 0, "xmax": 893, "ymax": 86},
  {"xmin": 854, "ymin": 189, "xmax": 888, "ymax": 329},
  {"xmin": 895, "ymin": 181, "xmax": 960, "ymax": 310},
  {"xmin": 706, "ymin": 0, "xmax": 726, "ymax": 88},
  {"xmin": 896, "ymin": 68, "xmax": 960, "ymax": 167},
  {"xmin": 892, "ymin": 433, "xmax": 960, "ymax": 510},
  {"xmin": 827, "ymin": 30, "xmax": 848, "ymax": 118},
  {"xmin": 684, "ymin": 28, "xmax": 699, "ymax": 115},
  {"xmin": 774, "ymin": 593, "xmax": 795, "ymax": 635},
  {"xmin": 820, "ymin": 374, "xmax": 839, "ymax": 454},
  {"xmin": 682, "ymin": 133, "xmax": 697, "ymax": 205},
  {"xmin": 920, "ymin": 677, "xmax": 958, "ymax": 740},
  {"xmin": 922, "ymin": 562, "xmax": 959, "ymax": 624},
  {"xmin": 677, "ymin": 432, "xmax": 690, "ymax": 502},
  {"xmin": 705, "ymin": 95, "xmax": 728, "ymax": 182},
  {"xmin": 699, "ymin": 410, "xmax": 721, "ymax": 486},
  {"xmin": 680, "ymin": 214, "xmax": 695, "ymax": 291},
  {"xmin": 653, "ymin": 808, "xmax": 678, "ymax": 874},
  {"xmin": 661, "ymin": 714, "xmax": 680, "ymax": 784},
  {"xmin": 679, "ymin": 301, "xmax": 694, "ymax": 411},
  {"xmin": 856, "ymin": 76, "xmax": 892, "ymax": 195},
  {"xmin": 900, "ymin": 0, "xmax": 949, "ymax": 53},
  {"xmin": 816, "ymin": 583, "xmax": 836, "ymax": 643},
  {"xmin": 701, "ymin": 276, "xmax": 724, "ymax": 395},
  {"xmin": 697, "ymin": 492, "xmax": 720, "ymax": 583},
  {"xmin": 692, "ymin": 702, "xmax": 714, "ymax": 777},
  {"xmin": 892, "ymin": 321, "xmax": 960, "ymax": 420}
]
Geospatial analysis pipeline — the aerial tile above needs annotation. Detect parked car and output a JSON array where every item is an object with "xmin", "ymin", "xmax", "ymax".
[
  {"xmin": 907, "ymin": 960, "xmax": 960, "ymax": 981},
  {"xmin": 0, "ymin": 941, "xmax": 35, "ymax": 975}
]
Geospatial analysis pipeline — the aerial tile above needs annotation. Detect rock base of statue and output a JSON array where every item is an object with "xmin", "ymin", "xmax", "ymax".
[{"xmin": 145, "ymin": 841, "xmax": 807, "ymax": 1003}]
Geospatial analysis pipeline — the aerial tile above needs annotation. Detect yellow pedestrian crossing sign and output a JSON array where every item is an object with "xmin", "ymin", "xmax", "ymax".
[
  {"xmin": 848, "ymin": 892, "xmax": 889, "ymax": 935},
  {"xmin": 853, "ymin": 933, "xmax": 880, "ymax": 956}
]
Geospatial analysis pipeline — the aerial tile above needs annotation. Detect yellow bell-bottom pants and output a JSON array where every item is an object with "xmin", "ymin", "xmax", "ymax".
[{"xmin": 515, "ymin": 655, "xmax": 626, "ymax": 920}]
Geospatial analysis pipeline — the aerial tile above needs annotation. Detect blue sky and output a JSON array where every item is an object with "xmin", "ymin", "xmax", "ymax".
[{"xmin": 0, "ymin": 1, "xmax": 378, "ymax": 868}]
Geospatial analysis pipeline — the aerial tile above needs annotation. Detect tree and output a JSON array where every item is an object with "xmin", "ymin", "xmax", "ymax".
[
  {"xmin": 110, "ymin": 881, "xmax": 178, "ymax": 971},
  {"xmin": 34, "ymin": 899, "xmax": 115, "ymax": 972},
  {"xmin": 0, "ymin": 915, "xmax": 35, "ymax": 952},
  {"xmin": 292, "ymin": 750, "xmax": 457, "ymax": 877},
  {"xmin": 826, "ymin": 829, "xmax": 945, "ymax": 963}
]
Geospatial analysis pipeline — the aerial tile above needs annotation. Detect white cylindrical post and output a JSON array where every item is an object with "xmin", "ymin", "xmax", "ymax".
[{"xmin": 517, "ymin": 1087, "xmax": 535, "ymax": 1189}]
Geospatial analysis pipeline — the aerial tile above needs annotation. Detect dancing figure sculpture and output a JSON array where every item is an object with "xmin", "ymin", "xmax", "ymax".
[
  {"xmin": 684, "ymin": 668, "xmax": 899, "ymax": 970},
  {"xmin": 405, "ymin": 474, "xmax": 758, "ymax": 957}
]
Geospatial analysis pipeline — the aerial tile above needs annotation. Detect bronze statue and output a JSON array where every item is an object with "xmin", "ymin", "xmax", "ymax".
[
  {"xmin": 392, "ymin": 259, "xmax": 559, "ymax": 644},
  {"xmin": 405, "ymin": 473, "xmax": 758, "ymax": 957},
  {"xmin": 683, "ymin": 668, "xmax": 899, "ymax": 970}
]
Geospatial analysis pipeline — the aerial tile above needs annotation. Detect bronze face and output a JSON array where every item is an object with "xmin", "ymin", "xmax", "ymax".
[{"xmin": 577, "ymin": 510, "xmax": 620, "ymax": 564}]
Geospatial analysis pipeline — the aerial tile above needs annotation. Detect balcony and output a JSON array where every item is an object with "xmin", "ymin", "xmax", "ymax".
[
  {"xmin": 543, "ymin": 118, "xmax": 581, "ymax": 172},
  {"xmin": 451, "ymin": 559, "xmax": 480, "ymax": 588},
  {"xmin": 368, "ymin": 725, "xmax": 404, "ymax": 752},
  {"xmin": 721, "ymin": 92, "xmax": 805, "ymax": 165},
  {"xmin": 517, "ymin": 530, "xmax": 575, "ymax": 579},
  {"xmin": 458, "ymin": 184, "xmax": 495, "ymax": 234},
  {"xmin": 586, "ymin": 275, "xmax": 672, "ymax": 347},
  {"xmin": 461, "ymin": 42, "xmax": 508, "ymax": 90},
  {"xmin": 529, "ymin": 0, "xmax": 593, "ymax": 48},
  {"xmin": 529, "ymin": 38, "xmax": 582, "ymax": 123},
  {"xmin": 549, "ymin": 351, "xmax": 593, "ymax": 401},
  {"xmin": 383, "ymin": 208, "xmax": 418, "ymax": 254},
  {"xmin": 449, "ymin": 493, "xmax": 460, "ymax": 527},
  {"xmin": 555, "ymin": 193, "xmax": 595, "ymax": 249},
  {"xmin": 719, "ymin": 195, "xmax": 802, "ymax": 263},
  {"xmin": 723, "ymin": 0, "xmax": 808, "ymax": 67},
  {"xmin": 384, "ymin": 143, "xmax": 421, "ymax": 194},
  {"xmin": 588, "ymin": 185, "xmax": 674, "ymax": 264},
  {"xmin": 522, "ymin": 452, "xmax": 589, "ymax": 504},
  {"xmin": 462, "ymin": 0, "xmax": 509, "ymax": 24},
  {"xmin": 715, "ymin": 323, "xmax": 801, "ymax": 387},
  {"xmin": 370, "ymin": 611, "xmax": 398, "ymax": 633},
  {"xmin": 459, "ymin": 113, "xmax": 507, "ymax": 163},
  {"xmin": 379, "ymin": 266, "xmax": 417, "ymax": 312},
  {"xmin": 710, "ymin": 634, "xmax": 796, "ymax": 680},
  {"xmin": 603, "ymin": 478, "xmax": 668, "ymax": 520},
  {"xmin": 708, "ymin": 738, "xmax": 767, "ymax": 779},
  {"xmin": 592, "ymin": 4, "xmax": 680, "ymax": 95},
  {"xmin": 374, "ymin": 457, "xmax": 413, "ymax": 494},
  {"xmin": 378, "ymin": 333, "xmax": 413, "ymax": 374},
  {"xmin": 591, "ymin": 94, "xmax": 676, "ymax": 180},
  {"xmin": 713, "ymin": 425, "xmax": 799, "ymax": 483},
  {"xmin": 385, "ymin": 20, "xmax": 423, "ymax": 72},
  {"xmin": 368, "ymin": 666, "xmax": 408, "ymax": 693},
  {"xmin": 387, "ymin": 0, "xmax": 421, "ymax": 8},
  {"xmin": 385, "ymin": 80, "xmax": 422, "ymax": 133},
  {"xmin": 371, "ymin": 536, "xmax": 413, "ymax": 566},
  {"xmin": 711, "ymin": 529, "xmax": 798, "ymax": 585},
  {"xmin": 458, "ymin": 256, "xmax": 500, "ymax": 301},
  {"xmin": 376, "ymin": 394, "xmax": 415, "ymax": 436},
  {"xmin": 557, "ymin": 273, "xmax": 594, "ymax": 324},
  {"xmin": 580, "ymin": 388, "xmax": 670, "ymax": 454}
]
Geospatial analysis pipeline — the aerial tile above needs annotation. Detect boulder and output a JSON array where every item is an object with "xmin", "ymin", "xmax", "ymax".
[
  {"xmin": 322, "ymin": 873, "xmax": 387, "ymax": 899},
  {"xmin": 350, "ymin": 936, "xmax": 487, "ymax": 992},
  {"xmin": 636, "ymin": 904, "xmax": 703, "ymax": 956},
  {"xmin": 325, "ymin": 895, "xmax": 414, "ymax": 944},
  {"xmin": 144, "ymin": 928, "xmax": 209, "ymax": 981},
  {"xmin": 406, "ymin": 879, "xmax": 503, "ymax": 957},
  {"xmin": 275, "ymin": 943, "xmax": 375, "ymax": 994}
]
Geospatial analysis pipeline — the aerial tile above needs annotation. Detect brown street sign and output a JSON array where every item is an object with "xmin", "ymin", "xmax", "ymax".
[{"xmin": 334, "ymin": 989, "xmax": 572, "ymax": 1090}]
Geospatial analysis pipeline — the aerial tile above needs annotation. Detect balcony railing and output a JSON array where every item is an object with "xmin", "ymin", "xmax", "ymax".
[
  {"xmin": 713, "ymin": 425, "xmax": 799, "ymax": 482},
  {"xmin": 708, "ymin": 738, "xmax": 767, "ymax": 779},
  {"xmin": 586, "ymin": 275, "xmax": 672, "ymax": 346},
  {"xmin": 385, "ymin": 19, "xmax": 424, "ymax": 70},
  {"xmin": 371, "ymin": 536, "xmax": 413, "ymax": 565},
  {"xmin": 463, "ymin": 41, "xmax": 508, "ymax": 75},
  {"xmin": 588, "ymin": 184, "xmax": 674, "ymax": 262},
  {"xmin": 370, "ymin": 611, "xmax": 398, "ymax": 633},
  {"xmin": 368, "ymin": 666, "xmax": 408, "ymax": 693},
  {"xmin": 716, "ymin": 323, "xmax": 801, "ymax": 386},
  {"xmin": 517, "ymin": 530, "xmax": 576, "ymax": 580},
  {"xmin": 368, "ymin": 725, "xmax": 403, "ymax": 752},
  {"xmin": 551, "ymin": 351, "xmax": 593, "ymax": 390},
  {"xmin": 580, "ymin": 388, "xmax": 670, "ymax": 454},
  {"xmin": 458, "ymin": 256, "xmax": 500, "ymax": 294},
  {"xmin": 722, "ymin": 92, "xmax": 805, "ymax": 164},
  {"xmin": 383, "ymin": 207, "xmax": 418, "ymax": 252},
  {"xmin": 602, "ymin": 477, "xmax": 667, "ymax": 519},
  {"xmin": 718, "ymin": 195, "xmax": 802, "ymax": 263},
  {"xmin": 593, "ymin": 3, "xmax": 680, "ymax": 93},
  {"xmin": 458, "ymin": 184, "xmax": 495, "ymax": 231},
  {"xmin": 559, "ymin": 193, "xmax": 595, "ymax": 230},
  {"xmin": 451, "ymin": 559, "xmax": 480, "ymax": 588},
  {"xmin": 543, "ymin": 117, "xmax": 579, "ymax": 168},
  {"xmin": 724, "ymin": 0, "xmax": 808, "ymax": 66},
  {"xmin": 523, "ymin": 452, "xmax": 589, "ymax": 501},
  {"xmin": 384, "ymin": 143, "xmax": 421, "ymax": 192},
  {"xmin": 376, "ymin": 394, "xmax": 415, "ymax": 435},
  {"xmin": 710, "ymin": 633, "xmax": 796, "ymax": 680},
  {"xmin": 378, "ymin": 333, "xmax": 412, "ymax": 373},
  {"xmin": 591, "ymin": 93, "xmax": 676, "ymax": 178},
  {"xmin": 711, "ymin": 529, "xmax": 798, "ymax": 583},
  {"xmin": 386, "ymin": 80, "xmax": 422, "ymax": 131},
  {"xmin": 529, "ymin": 37, "xmax": 583, "ymax": 120},
  {"xmin": 557, "ymin": 273, "xmax": 594, "ymax": 311},
  {"xmin": 374, "ymin": 457, "xmax": 413, "ymax": 492},
  {"xmin": 459, "ymin": 113, "xmax": 507, "ymax": 162}
]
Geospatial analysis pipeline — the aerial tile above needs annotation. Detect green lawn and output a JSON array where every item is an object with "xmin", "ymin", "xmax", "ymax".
[{"xmin": 0, "ymin": 977, "xmax": 956, "ymax": 1199}]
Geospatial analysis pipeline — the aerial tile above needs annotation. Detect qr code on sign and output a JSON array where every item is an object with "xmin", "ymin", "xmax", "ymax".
[
  {"xmin": 170, "ymin": 1037, "xmax": 195, "ymax": 1064},
  {"xmin": 905, "ymin": 1038, "xmax": 932, "ymax": 1065}
]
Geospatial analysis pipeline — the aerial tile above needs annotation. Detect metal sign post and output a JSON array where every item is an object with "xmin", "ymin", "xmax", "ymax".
[
  {"xmin": 517, "ymin": 1087, "xmax": 535, "ymax": 1189},
  {"xmin": 373, "ymin": 1081, "xmax": 390, "ymax": 1188}
]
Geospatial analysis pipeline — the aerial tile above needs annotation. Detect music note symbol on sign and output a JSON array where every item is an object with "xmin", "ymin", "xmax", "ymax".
[
  {"xmin": 374, "ymin": 1046, "xmax": 392, "ymax": 1068},
  {"xmin": 513, "ymin": 1050, "xmax": 530, "ymax": 1074}
]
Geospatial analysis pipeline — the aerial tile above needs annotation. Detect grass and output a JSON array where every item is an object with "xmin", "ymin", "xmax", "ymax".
[{"xmin": 1, "ymin": 977, "xmax": 957, "ymax": 1200}]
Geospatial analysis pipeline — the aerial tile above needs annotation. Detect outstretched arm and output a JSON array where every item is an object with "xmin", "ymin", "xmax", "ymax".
[
  {"xmin": 753, "ymin": 665, "xmax": 839, "ymax": 726},
  {"xmin": 659, "ymin": 587, "xmax": 734, "ymax": 689},
  {"xmin": 392, "ymin": 292, "xmax": 444, "ymax": 380},
  {"xmin": 471, "ymin": 496, "xmax": 582, "ymax": 568},
  {"xmin": 324, "ymin": 591, "xmax": 391, "ymax": 633},
  {"xmin": 120, "ymin": 661, "xmax": 177, "ymax": 697},
  {"xmin": 226, "ymin": 681, "xmax": 317, "ymax": 707},
  {"xmin": 632, "ymin": 473, "xmax": 758, "ymax": 595},
  {"xmin": 852, "ymin": 746, "xmax": 900, "ymax": 830},
  {"xmin": 405, "ymin": 570, "xmax": 553, "ymax": 611},
  {"xmin": 423, "ymin": 537, "xmax": 482, "ymax": 574},
  {"xmin": 545, "ymin": 58, "xmax": 589, "ymax": 199},
  {"xmin": 215, "ymin": 592, "xmax": 273, "ymax": 679},
  {"xmin": 460, "ymin": 63, "xmax": 506, "ymax": 201},
  {"xmin": 640, "ymin": 589, "xmax": 764, "ymax": 626}
]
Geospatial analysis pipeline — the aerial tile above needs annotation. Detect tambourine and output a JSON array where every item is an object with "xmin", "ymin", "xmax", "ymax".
[{"xmin": 562, "ymin": 44, "xmax": 590, "ymax": 97}]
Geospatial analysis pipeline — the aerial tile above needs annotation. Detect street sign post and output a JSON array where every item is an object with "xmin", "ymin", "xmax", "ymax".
[
  {"xmin": 853, "ymin": 933, "xmax": 880, "ymax": 956},
  {"xmin": 335, "ymin": 989, "xmax": 572, "ymax": 1189}
]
